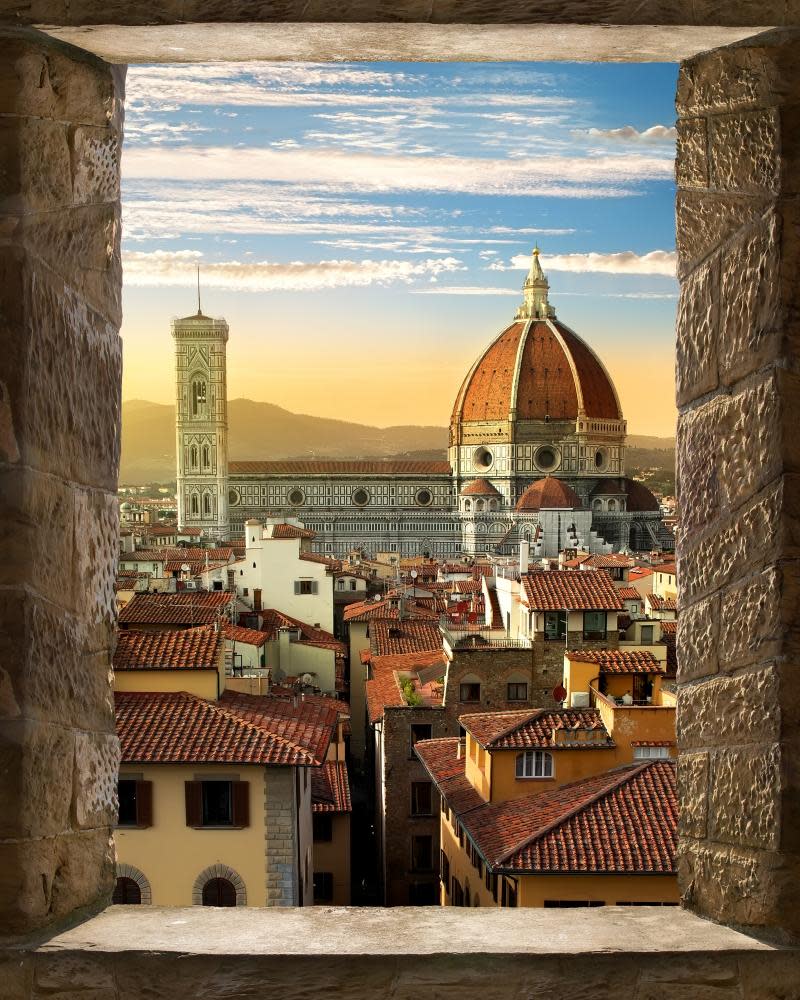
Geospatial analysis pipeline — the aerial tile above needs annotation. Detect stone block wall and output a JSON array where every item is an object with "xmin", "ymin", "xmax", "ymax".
[
  {"xmin": 0, "ymin": 28, "xmax": 123, "ymax": 935},
  {"xmin": 675, "ymin": 27, "xmax": 800, "ymax": 940},
  {"xmin": 446, "ymin": 646, "xmax": 558, "ymax": 713},
  {"xmin": 263, "ymin": 767, "xmax": 298, "ymax": 905}
]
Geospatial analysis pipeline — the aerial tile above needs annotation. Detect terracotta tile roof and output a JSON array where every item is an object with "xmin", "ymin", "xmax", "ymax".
[
  {"xmin": 299, "ymin": 552, "xmax": 340, "ymax": 569},
  {"xmin": 629, "ymin": 568, "xmax": 653, "ymax": 581},
  {"xmin": 230, "ymin": 460, "xmax": 451, "ymax": 476},
  {"xmin": 460, "ymin": 478, "xmax": 502, "ymax": 497},
  {"xmin": 260, "ymin": 609, "xmax": 346, "ymax": 658},
  {"xmin": 343, "ymin": 597, "xmax": 439, "ymax": 623},
  {"xmin": 270, "ymin": 523, "xmax": 316, "ymax": 539},
  {"xmin": 312, "ymin": 761, "xmax": 352, "ymax": 813},
  {"xmin": 660, "ymin": 621, "xmax": 677, "ymax": 636},
  {"xmin": 118, "ymin": 591, "xmax": 235, "ymax": 626},
  {"xmin": 647, "ymin": 593, "xmax": 678, "ymax": 612},
  {"xmin": 116, "ymin": 690, "xmax": 335, "ymax": 766},
  {"xmin": 120, "ymin": 550, "xmax": 167, "ymax": 563},
  {"xmin": 582, "ymin": 554, "xmax": 636, "ymax": 569},
  {"xmin": 521, "ymin": 570, "xmax": 623, "ymax": 611},
  {"xmin": 565, "ymin": 649, "xmax": 664, "ymax": 674},
  {"xmin": 365, "ymin": 651, "xmax": 446, "ymax": 723},
  {"xmin": 223, "ymin": 623, "xmax": 269, "ymax": 648},
  {"xmin": 618, "ymin": 587, "xmax": 642, "ymax": 600},
  {"xmin": 178, "ymin": 527, "xmax": 203, "ymax": 536},
  {"xmin": 113, "ymin": 625, "xmax": 222, "ymax": 671},
  {"xmin": 369, "ymin": 620, "xmax": 443, "ymax": 656},
  {"xmin": 460, "ymin": 708, "xmax": 612, "ymax": 750},
  {"xmin": 163, "ymin": 559, "xmax": 229, "ymax": 575},
  {"xmin": 655, "ymin": 562, "xmax": 677, "ymax": 576},
  {"xmin": 163, "ymin": 547, "xmax": 234, "ymax": 562},
  {"xmin": 516, "ymin": 477, "xmax": 583, "ymax": 512},
  {"xmin": 631, "ymin": 740, "xmax": 676, "ymax": 747},
  {"xmin": 452, "ymin": 579, "xmax": 482, "ymax": 594},
  {"xmin": 461, "ymin": 761, "xmax": 677, "ymax": 874},
  {"xmin": 591, "ymin": 477, "xmax": 661, "ymax": 513},
  {"xmin": 414, "ymin": 738, "xmax": 485, "ymax": 815}
]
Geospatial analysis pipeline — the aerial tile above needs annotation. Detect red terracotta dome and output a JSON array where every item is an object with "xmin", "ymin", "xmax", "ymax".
[
  {"xmin": 516, "ymin": 477, "xmax": 583, "ymax": 512},
  {"xmin": 591, "ymin": 478, "xmax": 660, "ymax": 512},
  {"xmin": 450, "ymin": 251, "xmax": 621, "ymax": 432},
  {"xmin": 461, "ymin": 478, "xmax": 501, "ymax": 497}
]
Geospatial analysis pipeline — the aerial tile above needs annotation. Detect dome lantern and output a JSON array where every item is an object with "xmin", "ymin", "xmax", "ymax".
[{"xmin": 515, "ymin": 247, "xmax": 556, "ymax": 321}]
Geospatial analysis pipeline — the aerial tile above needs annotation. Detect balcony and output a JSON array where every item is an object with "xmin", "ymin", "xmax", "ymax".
[{"xmin": 439, "ymin": 618, "xmax": 531, "ymax": 651}]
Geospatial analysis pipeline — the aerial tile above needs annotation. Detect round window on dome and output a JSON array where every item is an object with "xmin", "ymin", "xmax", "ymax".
[
  {"xmin": 287, "ymin": 488, "xmax": 305, "ymax": 506},
  {"xmin": 473, "ymin": 446, "xmax": 494, "ymax": 472},
  {"xmin": 352, "ymin": 488, "xmax": 370, "ymax": 507},
  {"xmin": 594, "ymin": 449, "xmax": 607, "ymax": 470},
  {"xmin": 415, "ymin": 488, "xmax": 432, "ymax": 507},
  {"xmin": 535, "ymin": 446, "xmax": 559, "ymax": 472}
]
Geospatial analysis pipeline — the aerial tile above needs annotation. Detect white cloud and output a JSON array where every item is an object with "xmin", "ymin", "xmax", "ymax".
[
  {"xmin": 492, "ymin": 250, "xmax": 677, "ymax": 276},
  {"xmin": 581, "ymin": 125, "xmax": 677, "ymax": 144},
  {"xmin": 123, "ymin": 146, "xmax": 671, "ymax": 197},
  {"xmin": 122, "ymin": 249, "xmax": 465, "ymax": 291},
  {"xmin": 410, "ymin": 286, "xmax": 518, "ymax": 296}
]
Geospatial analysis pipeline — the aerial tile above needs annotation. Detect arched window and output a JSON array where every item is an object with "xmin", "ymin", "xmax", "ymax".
[
  {"xmin": 475, "ymin": 499, "xmax": 485, "ymax": 513},
  {"xmin": 203, "ymin": 493, "xmax": 212, "ymax": 515},
  {"xmin": 190, "ymin": 494, "xmax": 199, "ymax": 516},
  {"xmin": 202, "ymin": 877, "xmax": 237, "ymax": 907},
  {"xmin": 516, "ymin": 750, "xmax": 554, "ymax": 779},
  {"xmin": 592, "ymin": 498, "xmax": 602, "ymax": 510},
  {"xmin": 489, "ymin": 499, "xmax": 498, "ymax": 511},
  {"xmin": 191, "ymin": 379, "xmax": 207, "ymax": 417},
  {"xmin": 608, "ymin": 498, "xmax": 617, "ymax": 511},
  {"xmin": 190, "ymin": 445, "xmax": 198, "ymax": 468},
  {"xmin": 113, "ymin": 876, "xmax": 142, "ymax": 905},
  {"xmin": 202, "ymin": 444, "xmax": 210, "ymax": 468},
  {"xmin": 464, "ymin": 499, "xmax": 472, "ymax": 512}
]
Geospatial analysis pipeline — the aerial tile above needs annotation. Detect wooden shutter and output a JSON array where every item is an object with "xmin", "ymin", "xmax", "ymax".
[
  {"xmin": 232, "ymin": 780, "xmax": 250, "ymax": 827},
  {"xmin": 135, "ymin": 780, "xmax": 153, "ymax": 827},
  {"xmin": 185, "ymin": 781, "xmax": 202, "ymax": 827},
  {"xmin": 311, "ymin": 581, "xmax": 319, "ymax": 594},
  {"xmin": 294, "ymin": 581, "xmax": 301, "ymax": 595}
]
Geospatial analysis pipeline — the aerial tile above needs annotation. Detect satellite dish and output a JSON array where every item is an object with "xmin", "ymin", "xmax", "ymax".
[
  {"xmin": 373, "ymin": 593, "xmax": 382, "ymax": 603},
  {"xmin": 301, "ymin": 673, "xmax": 314, "ymax": 685},
  {"xmin": 553, "ymin": 683, "xmax": 567, "ymax": 703},
  {"xmin": 181, "ymin": 563, "xmax": 190, "ymax": 573},
  {"xmin": 410, "ymin": 570, "xmax": 418, "ymax": 579}
]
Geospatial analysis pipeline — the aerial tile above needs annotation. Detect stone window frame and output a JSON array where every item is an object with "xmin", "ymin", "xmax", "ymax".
[
  {"xmin": 191, "ymin": 864, "xmax": 247, "ymax": 907},
  {"xmin": 114, "ymin": 863, "xmax": 152, "ymax": 905}
]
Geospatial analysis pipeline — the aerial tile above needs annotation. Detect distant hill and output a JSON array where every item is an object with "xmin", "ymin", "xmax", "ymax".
[{"xmin": 120, "ymin": 399, "xmax": 675, "ymax": 485}]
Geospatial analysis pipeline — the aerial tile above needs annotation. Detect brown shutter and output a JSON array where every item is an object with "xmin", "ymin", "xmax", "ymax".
[
  {"xmin": 136, "ymin": 780, "xmax": 153, "ymax": 827},
  {"xmin": 185, "ymin": 781, "xmax": 202, "ymax": 827},
  {"xmin": 232, "ymin": 780, "xmax": 250, "ymax": 827}
]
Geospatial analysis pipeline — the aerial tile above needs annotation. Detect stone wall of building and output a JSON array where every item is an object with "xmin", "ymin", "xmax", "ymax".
[
  {"xmin": 675, "ymin": 27, "xmax": 800, "ymax": 940},
  {"xmin": 446, "ymin": 646, "xmax": 558, "ymax": 713},
  {"xmin": 0, "ymin": 28, "xmax": 123, "ymax": 935},
  {"xmin": 263, "ymin": 767, "xmax": 298, "ymax": 906}
]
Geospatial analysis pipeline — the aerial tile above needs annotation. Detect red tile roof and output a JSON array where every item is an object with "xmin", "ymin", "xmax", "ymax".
[
  {"xmin": 521, "ymin": 570, "xmax": 623, "ymax": 611},
  {"xmin": 298, "ymin": 552, "xmax": 341, "ymax": 570},
  {"xmin": 647, "ymin": 593, "xmax": 678, "ymax": 612},
  {"xmin": 118, "ymin": 591, "xmax": 235, "ymax": 626},
  {"xmin": 462, "ymin": 761, "xmax": 677, "ymax": 874},
  {"xmin": 516, "ymin": 477, "xmax": 583, "ymax": 512},
  {"xmin": 460, "ymin": 478, "xmax": 502, "ymax": 497},
  {"xmin": 260, "ymin": 609, "xmax": 346, "ymax": 658},
  {"xmin": 113, "ymin": 625, "xmax": 222, "ymax": 671},
  {"xmin": 116, "ymin": 690, "xmax": 335, "ymax": 766},
  {"xmin": 414, "ymin": 738, "xmax": 485, "ymax": 814},
  {"xmin": 270, "ymin": 523, "xmax": 316, "ymax": 539},
  {"xmin": 312, "ymin": 761, "xmax": 352, "ymax": 813},
  {"xmin": 660, "ymin": 621, "xmax": 677, "ymax": 636},
  {"xmin": 369, "ymin": 620, "xmax": 443, "ymax": 656},
  {"xmin": 582, "ymin": 554, "xmax": 636, "ymax": 569},
  {"xmin": 618, "ymin": 587, "xmax": 642, "ymax": 600},
  {"xmin": 460, "ymin": 708, "xmax": 612, "ymax": 749},
  {"xmin": 365, "ymin": 650, "xmax": 446, "ymax": 723},
  {"xmin": 230, "ymin": 460, "xmax": 451, "ymax": 476},
  {"xmin": 591, "ymin": 478, "xmax": 661, "ymax": 513},
  {"xmin": 343, "ymin": 597, "xmax": 439, "ymax": 623},
  {"xmin": 565, "ymin": 649, "xmax": 664, "ymax": 674},
  {"xmin": 223, "ymin": 623, "xmax": 269, "ymax": 648}
]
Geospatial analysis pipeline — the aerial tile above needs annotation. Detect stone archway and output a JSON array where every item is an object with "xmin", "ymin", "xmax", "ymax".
[
  {"xmin": 192, "ymin": 864, "xmax": 247, "ymax": 907},
  {"xmin": 114, "ymin": 862, "xmax": 152, "ymax": 905}
]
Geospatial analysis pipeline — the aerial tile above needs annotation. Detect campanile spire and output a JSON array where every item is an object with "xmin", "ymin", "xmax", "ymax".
[{"xmin": 515, "ymin": 246, "xmax": 556, "ymax": 320}]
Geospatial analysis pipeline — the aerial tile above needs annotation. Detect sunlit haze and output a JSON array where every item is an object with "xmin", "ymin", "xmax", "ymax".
[{"xmin": 121, "ymin": 61, "xmax": 678, "ymax": 436}]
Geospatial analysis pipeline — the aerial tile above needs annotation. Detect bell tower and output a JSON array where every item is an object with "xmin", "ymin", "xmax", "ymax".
[{"xmin": 172, "ymin": 285, "xmax": 230, "ymax": 541}]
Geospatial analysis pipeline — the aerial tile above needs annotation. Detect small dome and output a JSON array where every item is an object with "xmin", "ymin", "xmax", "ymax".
[
  {"xmin": 516, "ymin": 477, "xmax": 583, "ymax": 512},
  {"xmin": 591, "ymin": 477, "xmax": 660, "ymax": 512},
  {"xmin": 461, "ymin": 479, "xmax": 501, "ymax": 497}
]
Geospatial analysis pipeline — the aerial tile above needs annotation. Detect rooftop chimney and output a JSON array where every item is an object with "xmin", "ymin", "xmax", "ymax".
[{"xmin": 519, "ymin": 538, "xmax": 530, "ymax": 575}]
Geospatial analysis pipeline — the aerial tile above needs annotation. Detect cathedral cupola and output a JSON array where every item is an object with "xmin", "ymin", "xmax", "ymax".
[{"xmin": 515, "ymin": 247, "xmax": 556, "ymax": 321}]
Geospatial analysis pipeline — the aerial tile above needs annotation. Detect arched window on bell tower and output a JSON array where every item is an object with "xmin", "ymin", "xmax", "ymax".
[
  {"xmin": 203, "ymin": 493, "xmax": 212, "ymax": 515},
  {"xmin": 202, "ymin": 444, "xmax": 210, "ymax": 468},
  {"xmin": 190, "ymin": 445, "xmax": 198, "ymax": 469},
  {"xmin": 191, "ymin": 378, "xmax": 207, "ymax": 417},
  {"xmin": 190, "ymin": 494, "xmax": 199, "ymax": 516}
]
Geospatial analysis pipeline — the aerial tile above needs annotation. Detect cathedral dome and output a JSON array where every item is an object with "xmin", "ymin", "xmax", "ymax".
[
  {"xmin": 516, "ymin": 477, "xmax": 583, "ymax": 512},
  {"xmin": 591, "ymin": 477, "xmax": 660, "ymax": 512},
  {"xmin": 461, "ymin": 478, "xmax": 501, "ymax": 496},
  {"xmin": 450, "ymin": 249, "xmax": 622, "ymax": 437}
]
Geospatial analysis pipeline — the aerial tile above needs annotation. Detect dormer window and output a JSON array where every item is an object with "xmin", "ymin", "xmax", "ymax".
[{"xmin": 516, "ymin": 750, "xmax": 554, "ymax": 779}]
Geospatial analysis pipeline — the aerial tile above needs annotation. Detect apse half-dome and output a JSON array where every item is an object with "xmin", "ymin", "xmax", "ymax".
[{"xmin": 516, "ymin": 477, "xmax": 583, "ymax": 512}]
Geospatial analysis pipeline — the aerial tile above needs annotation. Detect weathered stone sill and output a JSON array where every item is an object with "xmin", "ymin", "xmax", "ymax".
[{"xmin": 2, "ymin": 906, "xmax": 799, "ymax": 999}]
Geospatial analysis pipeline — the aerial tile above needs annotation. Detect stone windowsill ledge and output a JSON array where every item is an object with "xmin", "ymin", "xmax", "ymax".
[{"xmin": 3, "ymin": 906, "xmax": 799, "ymax": 999}]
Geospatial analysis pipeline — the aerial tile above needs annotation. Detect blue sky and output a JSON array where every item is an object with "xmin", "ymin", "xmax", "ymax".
[{"xmin": 121, "ymin": 61, "xmax": 679, "ymax": 435}]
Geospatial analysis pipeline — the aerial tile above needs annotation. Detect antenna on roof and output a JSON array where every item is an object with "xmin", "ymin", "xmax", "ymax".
[{"xmin": 196, "ymin": 265, "xmax": 202, "ymax": 316}]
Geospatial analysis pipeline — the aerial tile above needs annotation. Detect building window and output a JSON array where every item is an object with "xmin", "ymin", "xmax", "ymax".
[
  {"xmin": 202, "ymin": 444, "xmax": 210, "ymax": 468},
  {"xmin": 190, "ymin": 494, "xmax": 199, "ymax": 516},
  {"xmin": 117, "ymin": 779, "xmax": 153, "ymax": 828},
  {"xmin": 202, "ymin": 877, "xmax": 237, "ymax": 907},
  {"xmin": 190, "ymin": 444, "xmax": 198, "ymax": 468},
  {"xmin": 313, "ymin": 872, "xmax": 334, "ymax": 903},
  {"xmin": 185, "ymin": 780, "xmax": 249, "ymax": 828},
  {"xmin": 440, "ymin": 850, "xmax": 450, "ymax": 887},
  {"xmin": 501, "ymin": 878, "xmax": 518, "ymax": 908},
  {"xmin": 411, "ymin": 835, "xmax": 433, "ymax": 872},
  {"xmin": 112, "ymin": 876, "xmax": 142, "ymax": 905},
  {"xmin": 408, "ymin": 881, "xmax": 438, "ymax": 905},
  {"xmin": 451, "ymin": 877, "xmax": 464, "ymax": 906},
  {"xmin": 411, "ymin": 781, "xmax": 433, "ymax": 816},
  {"xmin": 640, "ymin": 624, "xmax": 654, "ymax": 643},
  {"xmin": 203, "ymin": 493, "xmax": 212, "ymax": 516},
  {"xmin": 313, "ymin": 814, "xmax": 333, "ymax": 842},
  {"xmin": 294, "ymin": 580, "xmax": 318, "ymax": 595},
  {"xmin": 583, "ymin": 610, "xmax": 607, "ymax": 641},
  {"xmin": 633, "ymin": 745, "xmax": 671, "ymax": 760},
  {"xmin": 409, "ymin": 723, "xmax": 432, "ymax": 757},
  {"xmin": 337, "ymin": 579, "xmax": 345, "ymax": 590},
  {"xmin": 516, "ymin": 750, "xmax": 554, "ymax": 779},
  {"xmin": 507, "ymin": 682, "xmax": 528, "ymax": 701},
  {"xmin": 191, "ymin": 379, "xmax": 207, "ymax": 417},
  {"xmin": 459, "ymin": 681, "xmax": 481, "ymax": 703},
  {"xmin": 543, "ymin": 610, "xmax": 567, "ymax": 640}
]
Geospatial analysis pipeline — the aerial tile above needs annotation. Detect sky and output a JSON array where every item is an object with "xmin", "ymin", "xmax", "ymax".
[{"xmin": 121, "ymin": 61, "xmax": 679, "ymax": 436}]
